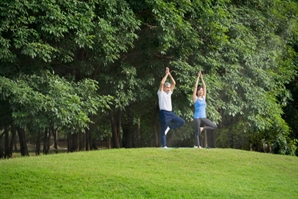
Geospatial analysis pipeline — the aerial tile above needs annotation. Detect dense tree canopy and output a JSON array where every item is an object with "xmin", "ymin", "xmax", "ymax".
[{"xmin": 0, "ymin": 0, "xmax": 297, "ymax": 157}]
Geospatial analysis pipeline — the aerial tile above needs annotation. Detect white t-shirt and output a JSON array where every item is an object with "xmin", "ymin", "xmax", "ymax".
[{"xmin": 157, "ymin": 90, "xmax": 172, "ymax": 111}]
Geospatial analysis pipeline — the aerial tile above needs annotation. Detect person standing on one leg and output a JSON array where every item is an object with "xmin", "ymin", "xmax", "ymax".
[
  {"xmin": 193, "ymin": 71, "xmax": 217, "ymax": 148},
  {"xmin": 157, "ymin": 67, "xmax": 185, "ymax": 148}
]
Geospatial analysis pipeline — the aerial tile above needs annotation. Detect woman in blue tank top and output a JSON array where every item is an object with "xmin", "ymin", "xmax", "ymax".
[{"xmin": 193, "ymin": 71, "xmax": 217, "ymax": 148}]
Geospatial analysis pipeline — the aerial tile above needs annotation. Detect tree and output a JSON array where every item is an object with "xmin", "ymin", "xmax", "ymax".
[
  {"xmin": 0, "ymin": 0, "xmax": 139, "ymax": 155},
  {"xmin": 1, "ymin": 0, "xmax": 297, "ymax": 156},
  {"xmin": 0, "ymin": 71, "xmax": 112, "ymax": 156},
  {"xmin": 121, "ymin": 0, "xmax": 298, "ymax": 152}
]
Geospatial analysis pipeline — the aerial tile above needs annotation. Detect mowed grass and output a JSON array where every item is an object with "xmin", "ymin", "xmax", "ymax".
[{"xmin": 1, "ymin": 148, "xmax": 298, "ymax": 199}]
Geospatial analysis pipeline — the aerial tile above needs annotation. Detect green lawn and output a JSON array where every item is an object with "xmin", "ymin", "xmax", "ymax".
[{"xmin": 1, "ymin": 148, "xmax": 297, "ymax": 199}]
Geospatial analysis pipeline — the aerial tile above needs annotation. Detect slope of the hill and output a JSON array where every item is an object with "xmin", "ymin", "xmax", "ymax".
[{"xmin": 1, "ymin": 148, "xmax": 297, "ymax": 199}]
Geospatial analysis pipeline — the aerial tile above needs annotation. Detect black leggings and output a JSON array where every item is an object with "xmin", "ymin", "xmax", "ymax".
[{"xmin": 194, "ymin": 118, "xmax": 217, "ymax": 146}]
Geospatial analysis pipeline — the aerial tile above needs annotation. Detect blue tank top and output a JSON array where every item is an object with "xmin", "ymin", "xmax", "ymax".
[{"xmin": 194, "ymin": 97, "xmax": 206, "ymax": 118}]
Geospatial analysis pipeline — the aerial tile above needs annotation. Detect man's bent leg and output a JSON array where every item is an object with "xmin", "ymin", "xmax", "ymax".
[{"xmin": 169, "ymin": 112, "xmax": 185, "ymax": 130}]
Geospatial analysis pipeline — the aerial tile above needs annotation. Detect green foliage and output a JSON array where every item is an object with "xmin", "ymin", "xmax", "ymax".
[
  {"xmin": 0, "ymin": 71, "xmax": 113, "ymax": 132},
  {"xmin": 119, "ymin": 0, "xmax": 298, "ymax": 151},
  {"xmin": 0, "ymin": 0, "xmax": 298, "ymax": 154},
  {"xmin": 0, "ymin": 0, "xmax": 141, "ymax": 74}
]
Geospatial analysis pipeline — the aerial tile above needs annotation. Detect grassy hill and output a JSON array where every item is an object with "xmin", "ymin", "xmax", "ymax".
[{"xmin": 1, "ymin": 148, "xmax": 298, "ymax": 199}]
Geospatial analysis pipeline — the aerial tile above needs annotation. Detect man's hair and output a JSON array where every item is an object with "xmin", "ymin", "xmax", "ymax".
[{"xmin": 164, "ymin": 82, "xmax": 171, "ymax": 87}]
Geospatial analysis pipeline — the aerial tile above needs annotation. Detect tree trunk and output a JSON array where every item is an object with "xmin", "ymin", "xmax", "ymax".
[
  {"xmin": 43, "ymin": 128, "xmax": 50, "ymax": 154},
  {"xmin": 35, "ymin": 131, "xmax": 41, "ymax": 155},
  {"xmin": 9, "ymin": 126, "xmax": 16, "ymax": 157},
  {"xmin": 17, "ymin": 127, "xmax": 29, "ymax": 156},
  {"xmin": 116, "ymin": 109, "xmax": 122, "ymax": 147},
  {"xmin": 109, "ymin": 109, "xmax": 121, "ymax": 148},
  {"xmin": 52, "ymin": 126, "xmax": 58, "ymax": 154},
  {"xmin": 71, "ymin": 133, "xmax": 79, "ymax": 151},
  {"xmin": 86, "ymin": 129, "xmax": 90, "ymax": 151},
  {"xmin": 122, "ymin": 108, "xmax": 135, "ymax": 148},
  {"xmin": 67, "ymin": 132, "xmax": 71, "ymax": 152},
  {"xmin": 204, "ymin": 130, "xmax": 208, "ymax": 147},
  {"xmin": 78, "ymin": 131, "xmax": 83, "ymax": 151},
  {"xmin": 122, "ymin": 123, "xmax": 133, "ymax": 148},
  {"xmin": 4, "ymin": 127, "xmax": 10, "ymax": 158},
  {"xmin": 68, "ymin": 132, "xmax": 79, "ymax": 152},
  {"xmin": 152, "ymin": 103, "xmax": 159, "ymax": 147},
  {"xmin": 207, "ymin": 129, "xmax": 216, "ymax": 148},
  {"xmin": 106, "ymin": 135, "xmax": 111, "ymax": 149},
  {"xmin": 136, "ymin": 117, "xmax": 141, "ymax": 147},
  {"xmin": 89, "ymin": 127, "xmax": 98, "ymax": 150},
  {"xmin": 0, "ymin": 130, "xmax": 4, "ymax": 158}
]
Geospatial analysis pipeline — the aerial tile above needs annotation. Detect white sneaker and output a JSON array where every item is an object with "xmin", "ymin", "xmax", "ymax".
[
  {"xmin": 165, "ymin": 127, "xmax": 170, "ymax": 135},
  {"xmin": 162, "ymin": 146, "xmax": 168, "ymax": 149},
  {"xmin": 194, "ymin": 146, "xmax": 198, "ymax": 148}
]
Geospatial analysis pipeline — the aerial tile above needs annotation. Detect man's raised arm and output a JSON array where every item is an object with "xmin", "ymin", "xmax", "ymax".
[{"xmin": 159, "ymin": 67, "xmax": 170, "ymax": 91}]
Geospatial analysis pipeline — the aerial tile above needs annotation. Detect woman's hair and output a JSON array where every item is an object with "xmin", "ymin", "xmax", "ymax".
[{"xmin": 196, "ymin": 85, "xmax": 203, "ymax": 96}]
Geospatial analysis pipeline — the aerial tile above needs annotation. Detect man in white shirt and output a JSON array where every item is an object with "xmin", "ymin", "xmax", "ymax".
[{"xmin": 157, "ymin": 67, "xmax": 185, "ymax": 148}]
